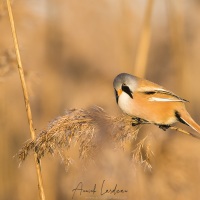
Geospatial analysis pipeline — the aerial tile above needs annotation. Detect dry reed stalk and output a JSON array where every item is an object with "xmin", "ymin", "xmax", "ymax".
[
  {"xmin": 166, "ymin": 0, "xmax": 190, "ymax": 95},
  {"xmin": 168, "ymin": 126, "xmax": 200, "ymax": 138},
  {"xmin": 18, "ymin": 107, "xmax": 152, "ymax": 169},
  {"xmin": 132, "ymin": 136, "xmax": 153, "ymax": 171},
  {"xmin": 6, "ymin": 1, "xmax": 46, "ymax": 199},
  {"xmin": 134, "ymin": 0, "xmax": 154, "ymax": 78},
  {"xmin": 17, "ymin": 107, "xmax": 196, "ymax": 171}
]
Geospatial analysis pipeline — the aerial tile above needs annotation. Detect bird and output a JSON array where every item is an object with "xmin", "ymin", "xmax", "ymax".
[{"xmin": 113, "ymin": 72, "xmax": 200, "ymax": 134}]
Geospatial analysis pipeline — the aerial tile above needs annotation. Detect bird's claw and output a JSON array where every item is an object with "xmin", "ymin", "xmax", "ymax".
[
  {"xmin": 158, "ymin": 124, "xmax": 171, "ymax": 131},
  {"xmin": 132, "ymin": 118, "xmax": 149, "ymax": 126}
]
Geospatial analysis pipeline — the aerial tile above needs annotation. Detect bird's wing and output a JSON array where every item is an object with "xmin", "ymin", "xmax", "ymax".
[{"xmin": 137, "ymin": 80, "xmax": 189, "ymax": 102}]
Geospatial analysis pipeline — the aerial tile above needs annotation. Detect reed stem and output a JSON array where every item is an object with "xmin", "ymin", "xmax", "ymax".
[
  {"xmin": 6, "ymin": 1, "xmax": 46, "ymax": 199},
  {"xmin": 134, "ymin": 0, "xmax": 154, "ymax": 77}
]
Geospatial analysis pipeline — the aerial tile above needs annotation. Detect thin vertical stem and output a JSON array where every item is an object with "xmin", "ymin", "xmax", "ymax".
[
  {"xmin": 134, "ymin": 0, "xmax": 154, "ymax": 78},
  {"xmin": 166, "ymin": 0, "xmax": 190, "ymax": 96},
  {"xmin": 6, "ymin": 1, "xmax": 46, "ymax": 200}
]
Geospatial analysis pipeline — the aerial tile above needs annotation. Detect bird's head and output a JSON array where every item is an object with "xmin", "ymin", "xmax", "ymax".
[{"xmin": 113, "ymin": 73, "xmax": 138, "ymax": 103}]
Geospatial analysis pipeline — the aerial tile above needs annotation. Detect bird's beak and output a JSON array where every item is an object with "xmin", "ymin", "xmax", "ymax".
[{"xmin": 117, "ymin": 89, "xmax": 122, "ymax": 96}]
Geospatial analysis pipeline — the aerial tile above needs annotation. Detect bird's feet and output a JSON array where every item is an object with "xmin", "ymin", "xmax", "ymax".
[
  {"xmin": 158, "ymin": 124, "xmax": 171, "ymax": 131},
  {"xmin": 132, "ymin": 117, "xmax": 150, "ymax": 126}
]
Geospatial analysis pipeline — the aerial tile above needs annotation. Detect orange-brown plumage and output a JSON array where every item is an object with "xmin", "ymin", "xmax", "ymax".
[{"xmin": 113, "ymin": 73, "xmax": 200, "ymax": 134}]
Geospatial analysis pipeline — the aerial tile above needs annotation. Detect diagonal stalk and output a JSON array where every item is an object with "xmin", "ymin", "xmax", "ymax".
[{"xmin": 6, "ymin": 0, "xmax": 46, "ymax": 199}]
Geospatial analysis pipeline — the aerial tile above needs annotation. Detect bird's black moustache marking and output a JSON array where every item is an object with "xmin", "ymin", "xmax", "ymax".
[
  {"xmin": 114, "ymin": 89, "xmax": 119, "ymax": 103},
  {"xmin": 122, "ymin": 84, "xmax": 133, "ymax": 99}
]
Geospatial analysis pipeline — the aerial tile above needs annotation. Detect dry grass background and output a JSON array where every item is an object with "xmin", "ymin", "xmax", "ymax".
[{"xmin": 1, "ymin": 0, "xmax": 200, "ymax": 199}]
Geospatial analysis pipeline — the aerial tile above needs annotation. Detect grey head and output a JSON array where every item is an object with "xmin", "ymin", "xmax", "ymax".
[{"xmin": 113, "ymin": 73, "xmax": 139, "ymax": 103}]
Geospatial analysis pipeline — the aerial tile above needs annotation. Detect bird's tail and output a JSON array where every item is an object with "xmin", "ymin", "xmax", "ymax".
[{"xmin": 178, "ymin": 109, "xmax": 200, "ymax": 134}]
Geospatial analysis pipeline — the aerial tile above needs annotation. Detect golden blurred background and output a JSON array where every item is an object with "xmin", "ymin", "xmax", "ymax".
[{"xmin": 1, "ymin": 0, "xmax": 200, "ymax": 199}]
